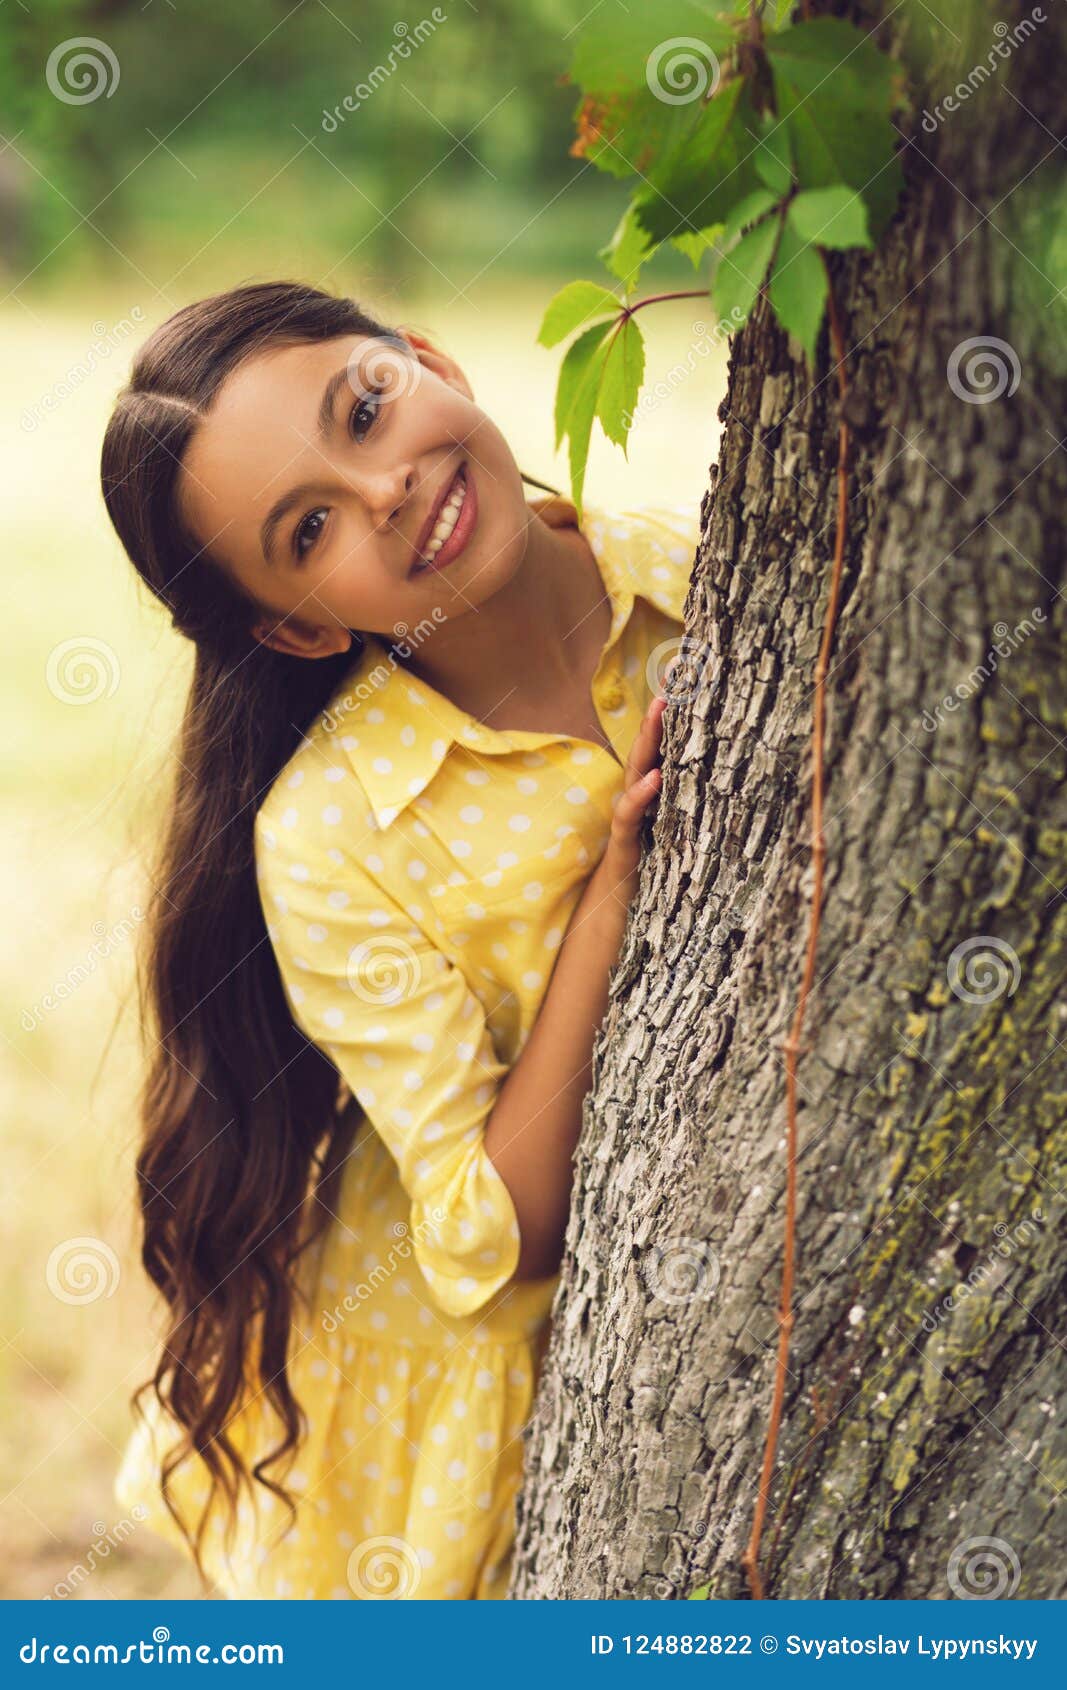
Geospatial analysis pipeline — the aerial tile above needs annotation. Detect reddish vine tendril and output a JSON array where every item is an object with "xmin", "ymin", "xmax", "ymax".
[{"xmin": 741, "ymin": 259, "xmax": 851, "ymax": 1601}]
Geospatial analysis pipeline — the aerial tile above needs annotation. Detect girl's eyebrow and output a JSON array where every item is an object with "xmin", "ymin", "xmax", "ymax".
[
  {"xmin": 316, "ymin": 366, "xmax": 354, "ymax": 437},
  {"xmin": 259, "ymin": 366, "xmax": 352, "ymax": 565}
]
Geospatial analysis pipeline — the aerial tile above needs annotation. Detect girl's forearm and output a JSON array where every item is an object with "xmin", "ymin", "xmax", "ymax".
[{"xmin": 483, "ymin": 854, "xmax": 636, "ymax": 1279}]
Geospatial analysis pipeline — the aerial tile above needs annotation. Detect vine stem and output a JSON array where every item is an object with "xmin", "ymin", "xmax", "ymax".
[
  {"xmin": 598, "ymin": 288, "xmax": 713, "ymax": 419},
  {"xmin": 619, "ymin": 288, "xmax": 708, "ymax": 318},
  {"xmin": 599, "ymin": 288, "xmax": 714, "ymax": 397},
  {"xmin": 740, "ymin": 258, "xmax": 851, "ymax": 1602}
]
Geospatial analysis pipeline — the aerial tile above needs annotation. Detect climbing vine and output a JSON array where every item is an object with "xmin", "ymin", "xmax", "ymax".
[
  {"xmin": 537, "ymin": 0, "xmax": 907, "ymax": 1599},
  {"xmin": 538, "ymin": 0, "xmax": 903, "ymax": 517}
]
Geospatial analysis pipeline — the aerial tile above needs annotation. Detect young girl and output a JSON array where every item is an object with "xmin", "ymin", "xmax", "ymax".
[{"xmin": 102, "ymin": 279, "xmax": 701, "ymax": 1600}]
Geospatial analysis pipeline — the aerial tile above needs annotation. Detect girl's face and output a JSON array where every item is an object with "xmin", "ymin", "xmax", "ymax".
[{"xmin": 177, "ymin": 330, "xmax": 529, "ymax": 656}]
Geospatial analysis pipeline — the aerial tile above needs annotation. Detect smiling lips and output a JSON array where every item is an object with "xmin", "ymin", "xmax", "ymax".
[{"xmin": 410, "ymin": 463, "xmax": 476, "ymax": 577}]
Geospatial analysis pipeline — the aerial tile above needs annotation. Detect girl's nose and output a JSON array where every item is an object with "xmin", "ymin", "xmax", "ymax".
[{"xmin": 341, "ymin": 463, "xmax": 415, "ymax": 523}]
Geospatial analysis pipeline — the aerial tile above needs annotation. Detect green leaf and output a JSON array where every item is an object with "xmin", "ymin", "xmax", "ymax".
[
  {"xmin": 553, "ymin": 319, "xmax": 613, "ymax": 453},
  {"xmin": 722, "ymin": 187, "xmax": 780, "ymax": 248},
  {"xmin": 670, "ymin": 225, "xmax": 722, "ymax": 270},
  {"xmin": 776, "ymin": 74, "xmax": 902, "ymax": 239},
  {"xmin": 767, "ymin": 18, "xmax": 904, "ymax": 239},
  {"xmin": 567, "ymin": 5, "xmax": 733, "ymax": 182},
  {"xmin": 538, "ymin": 280, "xmax": 620, "ymax": 349},
  {"xmin": 571, "ymin": 4, "xmax": 734, "ymax": 95},
  {"xmin": 754, "ymin": 115, "xmax": 793, "ymax": 195},
  {"xmin": 566, "ymin": 89, "xmax": 697, "ymax": 184},
  {"xmin": 632, "ymin": 79, "xmax": 764, "ymax": 246},
  {"xmin": 567, "ymin": 332, "xmax": 613, "ymax": 522},
  {"xmin": 788, "ymin": 185, "xmax": 871, "ymax": 250},
  {"xmin": 687, "ymin": 1582, "xmax": 712, "ymax": 1600},
  {"xmin": 773, "ymin": 0, "xmax": 795, "ymax": 24},
  {"xmin": 597, "ymin": 315, "xmax": 646, "ymax": 454},
  {"xmin": 712, "ymin": 210, "xmax": 781, "ymax": 329},
  {"xmin": 766, "ymin": 17, "xmax": 898, "ymax": 108},
  {"xmin": 768, "ymin": 217, "xmax": 828, "ymax": 364},
  {"xmin": 599, "ymin": 201, "xmax": 657, "ymax": 289}
]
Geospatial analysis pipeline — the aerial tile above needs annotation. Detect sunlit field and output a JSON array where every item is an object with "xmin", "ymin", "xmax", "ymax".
[{"xmin": 2, "ymin": 274, "xmax": 727, "ymax": 1598}]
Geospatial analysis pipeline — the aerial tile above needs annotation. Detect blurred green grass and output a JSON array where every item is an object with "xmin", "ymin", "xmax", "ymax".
[{"xmin": 2, "ymin": 268, "xmax": 725, "ymax": 1598}]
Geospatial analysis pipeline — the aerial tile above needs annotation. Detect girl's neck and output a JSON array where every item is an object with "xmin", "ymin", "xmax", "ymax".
[{"xmin": 390, "ymin": 504, "xmax": 608, "ymax": 728}]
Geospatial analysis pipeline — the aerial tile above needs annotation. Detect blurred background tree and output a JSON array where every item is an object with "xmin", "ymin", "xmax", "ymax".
[{"xmin": 1, "ymin": 0, "xmax": 693, "ymax": 294}]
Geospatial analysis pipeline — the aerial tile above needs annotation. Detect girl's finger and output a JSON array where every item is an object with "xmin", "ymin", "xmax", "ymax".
[
  {"xmin": 611, "ymin": 767, "xmax": 661, "ymax": 845},
  {"xmin": 624, "ymin": 697, "xmax": 667, "ymax": 784}
]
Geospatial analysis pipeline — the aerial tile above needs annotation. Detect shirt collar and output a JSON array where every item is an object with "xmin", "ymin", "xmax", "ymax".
[{"xmin": 320, "ymin": 497, "xmax": 689, "ymax": 831}]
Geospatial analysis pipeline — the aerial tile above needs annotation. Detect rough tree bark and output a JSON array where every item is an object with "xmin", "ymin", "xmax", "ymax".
[{"xmin": 511, "ymin": 0, "xmax": 1066, "ymax": 1600}]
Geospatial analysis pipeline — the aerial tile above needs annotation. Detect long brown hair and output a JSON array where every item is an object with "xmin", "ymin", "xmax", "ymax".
[
  {"xmin": 103, "ymin": 281, "xmax": 403, "ymax": 1587},
  {"xmin": 102, "ymin": 279, "xmax": 558, "ymax": 1591}
]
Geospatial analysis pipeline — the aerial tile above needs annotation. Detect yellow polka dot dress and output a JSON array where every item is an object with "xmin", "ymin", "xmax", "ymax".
[{"xmin": 114, "ymin": 496, "xmax": 702, "ymax": 1598}]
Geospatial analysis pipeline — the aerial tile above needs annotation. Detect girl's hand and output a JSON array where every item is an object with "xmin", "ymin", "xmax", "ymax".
[{"xmin": 600, "ymin": 690, "xmax": 668, "ymax": 902}]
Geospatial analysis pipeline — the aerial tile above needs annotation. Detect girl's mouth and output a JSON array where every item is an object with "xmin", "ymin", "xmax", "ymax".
[{"xmin": 409, "ymin": 463, "xmax": 477, "ymax": 578}]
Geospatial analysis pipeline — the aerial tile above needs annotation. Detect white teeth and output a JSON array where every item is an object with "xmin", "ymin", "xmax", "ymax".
[{"xmin": 421, "ymin": 471, "xmax": 467, "ymax": 562}]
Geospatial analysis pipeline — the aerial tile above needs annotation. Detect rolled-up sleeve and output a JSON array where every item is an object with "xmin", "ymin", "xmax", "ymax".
[{"xmin": 254, "ymin": 814, "xmax": 521, "ymax": 1317}]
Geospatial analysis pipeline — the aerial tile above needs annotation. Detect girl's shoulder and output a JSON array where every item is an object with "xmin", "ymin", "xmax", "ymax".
[
  {"xmin": 591, "ymin": 499, "xmax": 704, "ymax": 553},
  {"xmin": 253, "ymin": 654, "xmax": 383, "ymax": 857},
  {"xmin": 578, "ymin": 499, "xmax": 704, "ymax": 627},
  {"xmin": 529, "ymin": 489, "xmax": 702, "ymax": 552},
  {"xmin": 526, "ymin": 490, "xmax": 579, "ymax": 530}
]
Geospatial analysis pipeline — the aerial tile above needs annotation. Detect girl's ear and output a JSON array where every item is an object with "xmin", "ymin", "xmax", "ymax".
[
  {"xmin": 399, "ymin": 328, "xmax": 474, "ymax": 403},
  {"xmin": 251, "ymin": 617, "xmax": 353, "ymax": 658}
]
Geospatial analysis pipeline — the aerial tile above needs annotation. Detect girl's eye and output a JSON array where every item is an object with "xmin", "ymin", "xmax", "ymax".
[
  {"xmin": 291, "ymin": 388, "xmax": 383, "ymax": 560},
  {"xmin": 294, "ymin": 507, "xmax": 328, "ymax": 560},
  {"xmin": 349, "ymin": 387, "xmax": 382, "ymax": 441}
]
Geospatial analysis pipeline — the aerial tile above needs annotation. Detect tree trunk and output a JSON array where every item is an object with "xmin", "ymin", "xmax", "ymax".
[{"xmin": 511, "ymin": 0, "xmax": 1066, "ymax": 1601}]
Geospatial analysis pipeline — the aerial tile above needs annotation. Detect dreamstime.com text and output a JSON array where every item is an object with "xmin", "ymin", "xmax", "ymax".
[{"xmin": 19, "ymin": 1633, "xmax": 284, "ymax": 1666}]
